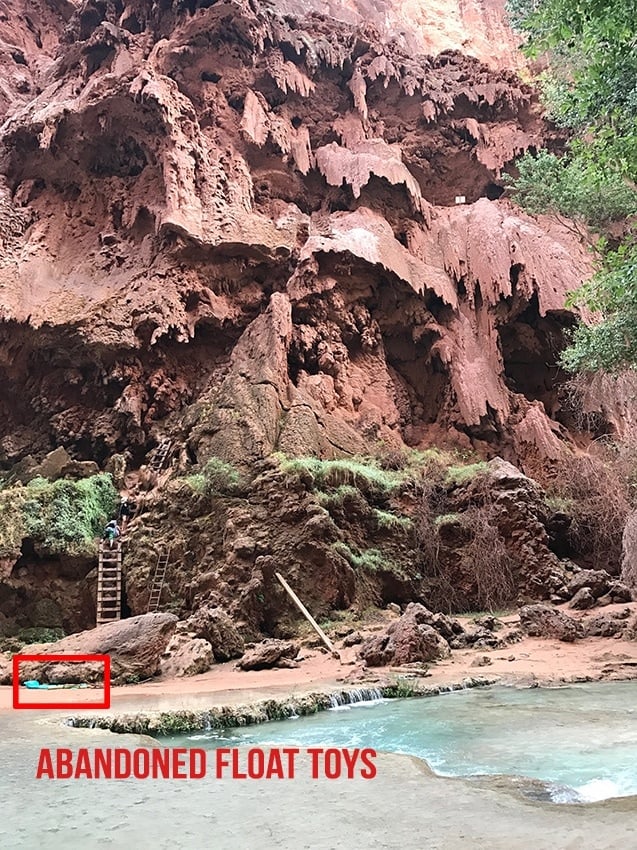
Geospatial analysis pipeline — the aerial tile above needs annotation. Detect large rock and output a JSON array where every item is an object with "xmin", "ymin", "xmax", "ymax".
[
  {"xmin": 237, "ymin": 639, "xmax": 298, "ymax": 670},
  {"xmin": 519, "ymin": 604, "xmax": 583, "ymax": 642},
  {"xmin": 567, "ymin": 569, "xmax": 612, "ymax": 599},
  {"xmin": 358, "ymin": 603, "xmax": 451, "ymax": 667},
  {"xmin": 0, "ymin": 653, "xmax": 10, "ymax": 684},
  {"xmin": 12, "ymin": 613, "xmax": 178, "ymax": 685},
  {"xmin": 160, "ymin": 635, "xmax": 214, "ymax": 678},
  {"xmin": 184, "ymin": 607, "xmax": 245, "ymax": 662},
  {"xmin": 607, "ymin": 581, "xmax": 632, "ymax": 603},
  {"xmin": 35, "ymin": 447, "xmax": 72, "ymax": 480},
  {"xmin": 584, "ymin": 612, "xmax": 627, "ymax": 638},
  {"xmin": 569, "ymin": 587, "xmax": 596, "ymax": 610}
]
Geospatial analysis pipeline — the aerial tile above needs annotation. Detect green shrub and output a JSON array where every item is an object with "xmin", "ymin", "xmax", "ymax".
[
  {"xmin": 184, "ymin": 473, "xmax": 205, "ymax": 493},
  {"xmin": 184, "ymin": 458, "xmax": 243, "ymax": 497},
  {"xmin": 316, "ymin": 485, "xmax": 362, "ymax": 509},
  {"xmin": 17, "ymin": 627, "xmax": 65, "ymax": 644},
  {"xmin": 373, "ymin": 509, "xmax": 413, "ymax": 532},
  {"xmin": 279, "ymin": 456, "xmax": 399, "ymax": 498},
  {"xmin": 0, "ymin": 473, "xmax": 118, "ymax": 558},
  {"xmin": 201, "ymin": 458, "xmax": 242, "ymax": 496},
  {"xmin": 332, "ymin": 542, "xmax": 400, "ymax": 574},
  {"xmin": 445, "ymin": 462, "xmax": 488, "ymax": 486},
  {"xmin": 506, "ymin": 150, "xmax": 637, "ymax": 228}
]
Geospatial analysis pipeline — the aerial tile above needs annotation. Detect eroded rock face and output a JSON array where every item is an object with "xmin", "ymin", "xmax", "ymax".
[
  {"xmin": 0, "ymin": 2, "xmax": 619, "ymax": 638},
  {"xmin": 621, "ymin": 511, "xmax": 637, "ymax": 591},
  {"xmin": 433, "ymin": 458, "xmax": 574, "ymax": 606},
  {"xmin": 9, "ymin": 613, "xmax": 178, "ymax": 684},
  {"xmin": 519, "ymin": 604, "xmax": 583, "ymax": 643},
  {"xmin": 0, "ymin": 0, "xmax": 593, "ymax": 471}
]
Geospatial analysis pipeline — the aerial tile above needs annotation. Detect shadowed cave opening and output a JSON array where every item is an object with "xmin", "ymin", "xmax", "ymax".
[
  {"xmin": 498, "ymin": 296, "xmax": 578, "ymax": 423},
  {"xmin": 0, "ymin": 322, "xmax": 238, "ymax": 469}
]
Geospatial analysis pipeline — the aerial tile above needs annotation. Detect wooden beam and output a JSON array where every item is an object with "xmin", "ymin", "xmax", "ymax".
[{"xmin": 275, "ymin": 572, "xmax": 340, "ymax": 660}]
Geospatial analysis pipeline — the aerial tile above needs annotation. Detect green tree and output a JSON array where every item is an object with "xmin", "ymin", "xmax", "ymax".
[{"xmin": 506, "ymin": 0, "xmax": 637, "ymax": 371}]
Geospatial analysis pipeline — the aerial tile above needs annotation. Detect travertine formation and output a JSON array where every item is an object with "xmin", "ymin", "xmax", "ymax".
[
  {"xmin": 5, "ymin": 0, "xmax": 631, "ymax": 645},
  {"xmin": 0, "ymin": 0, "xmax": 594, "ymax": 471}
]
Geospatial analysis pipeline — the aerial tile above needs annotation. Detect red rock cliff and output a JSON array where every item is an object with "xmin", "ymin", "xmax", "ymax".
[{"xmin": 0, "ymin": 0, "xmax": 593, "ymax": 470}]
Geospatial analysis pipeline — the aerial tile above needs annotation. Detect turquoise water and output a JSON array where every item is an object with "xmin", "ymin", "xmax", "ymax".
[{"xmin": 168, "ymin": 682, "xmax": 637, "ymax": 802}]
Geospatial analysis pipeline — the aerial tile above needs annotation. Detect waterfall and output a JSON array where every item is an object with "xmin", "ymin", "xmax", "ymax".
[{"xmin": 329, "ymin": 687, "xmax": 384, "ymax": 709}]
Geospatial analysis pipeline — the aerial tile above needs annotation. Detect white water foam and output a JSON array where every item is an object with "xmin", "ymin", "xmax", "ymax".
[{"xmin": 575, "ymin": 777, "xmax": 636, "ymax": 802}]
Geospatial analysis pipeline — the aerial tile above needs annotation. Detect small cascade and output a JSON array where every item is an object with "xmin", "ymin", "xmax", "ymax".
[{"xmin": 329, "ymin": 687, "xmax": 384, "ymax": 709}]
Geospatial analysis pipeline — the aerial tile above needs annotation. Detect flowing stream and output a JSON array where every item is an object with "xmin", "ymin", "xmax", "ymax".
[{"xmin": 167, "ymin": 681, "xmax": 637, "ymax": 803}]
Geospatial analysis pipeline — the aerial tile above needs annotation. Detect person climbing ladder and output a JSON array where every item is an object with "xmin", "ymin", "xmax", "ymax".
[
  {"xmin": 103, "ymin": 519, "xmax": 121, "ymax": 548},
  {"xmin": 118, "ymin": 496, "xmax": 133, "ymax": 534}
]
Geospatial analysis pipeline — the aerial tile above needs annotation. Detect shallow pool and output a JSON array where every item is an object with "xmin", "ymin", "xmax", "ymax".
[{"xmin": 167, "ymin": 681, "xmax": 637, "ymax": 802}]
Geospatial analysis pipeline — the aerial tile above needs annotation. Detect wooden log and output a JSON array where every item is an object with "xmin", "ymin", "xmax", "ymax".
[{"xmin": 275, "ymin": 572, "xmax": 341, "ymax": 660}]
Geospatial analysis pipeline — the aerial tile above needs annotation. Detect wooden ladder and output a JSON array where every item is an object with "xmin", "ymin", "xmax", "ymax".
[
  {"xmin": 147, "ymin": 548, "xmax": 170, "ymax": 613},
  {"xmin": 149, "ymin": 438, "xmax": 173, "ymax": 474},
  {"xmin": 96, "ymin": 541, "xmax": 122, "ymax": 625}
]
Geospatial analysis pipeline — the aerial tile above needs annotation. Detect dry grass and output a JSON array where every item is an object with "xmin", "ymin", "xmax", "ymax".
[
  {"xmin": 458, "ymin": 505, "xmax": 516, "ymax": 611},
  {"xmin": 413, "ymin": 476, "xmax": 516, "ymax": 613},
  {"xmin": 534, "ymin": 448, "xmax": 634, "ymax": 570}
]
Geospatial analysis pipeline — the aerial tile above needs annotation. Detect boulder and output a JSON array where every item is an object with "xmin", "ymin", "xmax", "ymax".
[
  {"xmin": 35, "ymin": 446, "xmax": 72, "ymax": 480},
  {"xmin": 342, "ymin": 631, "xmax": 363, "ymax": 647},
  {"xmin": 569, "ymin": 587, "xmax": 596, "ymax": 610},
  {"xmin": 464, "ymin": 627, "xmax": 503, "ymax": 649},
  {"xmin": 59, "ymin": 459, "xmax": 100, "ymax": 480},
  {"xmin": 608, "ymin": 581, "xmax": 632, "ymax": 603},
  {"xmin": 160, "ymin": 635, "xmax": 214, "ymax": 678},
  {"xmin": 567, "ymin": 569, "xmax": 611, "ymax": 599},
  {"xmin": 13, "ymin": 613, "xmax": 178, "ymax": 684},
  {"xmin": 237, "ymin": 639, "xmax": 298, "ymax": 670},
  {"xmin": 584, "ymin": 613, "xmax": 626, "ymax": 638},
  {"xmin": 0, "ymin": 653, "xmax": 10, "ymax": 684},
  {"xmin": 184, "ymin": 606, "xmax": 245, "ymax": 661},
  {"xmin": 430, "ymin": 612, "xmax": 464, "ymax": 640},
  {"xmin": 473, "ymin": 615, "xmax": 503, "ymax": 632},
  {"xmin": 358, "ymin": 603, "xmax": 451, "ymax": 667},
  {"xmin": 519, "ymin": 604, "xmax": 583, "ymax": 642}
]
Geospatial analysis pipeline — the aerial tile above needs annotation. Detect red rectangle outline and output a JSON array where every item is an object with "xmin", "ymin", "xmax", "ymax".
[{"xmin": 12, "ymin": 654, "xmax": 110, "ymax": 710}]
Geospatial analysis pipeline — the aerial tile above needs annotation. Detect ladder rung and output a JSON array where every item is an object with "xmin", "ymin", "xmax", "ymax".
[{"xmin": 97, "ymin": 537, "xmax": 123, "ymax": 626}]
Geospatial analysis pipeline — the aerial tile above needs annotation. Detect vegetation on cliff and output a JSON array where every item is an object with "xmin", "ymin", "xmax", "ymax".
[
  {"xmin": 508, "ymin": 0, "xmax": 637, "ymax": 371},
  {"xmin": 0, "ymin": 474, "xmax": 118, "ymax": 559}
]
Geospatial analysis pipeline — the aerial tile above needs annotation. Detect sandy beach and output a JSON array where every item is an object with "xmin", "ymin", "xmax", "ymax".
[{"xmin": 4, "ymin": 604, "xmax": 637, "ymax": 715}]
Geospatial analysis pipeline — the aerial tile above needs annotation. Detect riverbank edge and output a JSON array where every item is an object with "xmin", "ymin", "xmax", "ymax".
[{"xmin": 66, "ymin": 675, "xmax": 500, "ymax": 736}]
